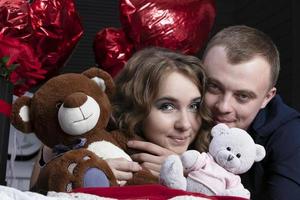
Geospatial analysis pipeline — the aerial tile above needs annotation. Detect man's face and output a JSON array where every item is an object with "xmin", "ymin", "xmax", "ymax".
[{"xmin": 203, "ymin": 46, "xmax": 276, "ymax": 130}]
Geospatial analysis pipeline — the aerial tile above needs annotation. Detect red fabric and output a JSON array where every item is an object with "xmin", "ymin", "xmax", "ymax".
[
  {"xmin": 0, "ymin": 99, "xmax": 11, "ymax": 117},
  {"xmin": 74, "ymin": 184, "xmax": 246, "ymax": 200}
]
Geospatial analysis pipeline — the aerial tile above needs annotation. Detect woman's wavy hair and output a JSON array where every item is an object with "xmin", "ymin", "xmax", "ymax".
[{"xmin": 112, "ymin": 47, "xmax": 213, "ymax": 152}]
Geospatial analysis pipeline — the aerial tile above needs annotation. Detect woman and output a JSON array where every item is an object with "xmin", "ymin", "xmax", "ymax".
[
  {"xmin": 106, "ymin": 47, "xmax": 212, "ymax": 182},
  {"xmin": 30, "ymin": 47, "xmax": 212, "ymax": 188}
]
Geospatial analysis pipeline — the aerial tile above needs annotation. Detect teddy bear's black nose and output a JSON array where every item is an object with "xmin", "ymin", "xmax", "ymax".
[
  {"xmin": 227, "ymin": 155, "xmax": 234, "ymax": 161},
  {"xmin": 63, "ymin": 92, "xmax": 87, "ymax": 108}
]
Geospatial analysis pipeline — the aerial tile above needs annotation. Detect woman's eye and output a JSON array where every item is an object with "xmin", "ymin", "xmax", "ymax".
[
  {"xmin": 188, "ymin": 102, "xmax": 200, "ymax": 112},
  {"xmin": 159, "ymin": 103, "xmax": 175, "ymax": 111}
]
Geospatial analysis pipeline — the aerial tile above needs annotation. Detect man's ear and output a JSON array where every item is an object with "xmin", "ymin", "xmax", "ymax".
[
  {"xmin": 82, "ymin": 67, "xmax": 115, "ymax": 98},
  {"xmin": 261, "ymin": 87, "xmax": 276, "ymax": 109},
  {"xmin": 10, "ymin": 96, "xmax": 33, "ymax": 133}
]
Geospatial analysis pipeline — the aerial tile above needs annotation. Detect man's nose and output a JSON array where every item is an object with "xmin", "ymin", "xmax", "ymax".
[
  {"xmin": 174, "ymin": 111, "xmax": 192, "ymax": 131},
  {"xmin": 215, "ymin": 96, "xmax": 233, "ymax": 113}
]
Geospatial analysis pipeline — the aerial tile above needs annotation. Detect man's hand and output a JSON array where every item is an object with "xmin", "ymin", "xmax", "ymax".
[
  {"xmin": 127, "ymin": 140, "xmax": 175, "ymax": 177},
  {"xmin": 105, "ymin": 157, "xmax": 142, "ymax": 181}
]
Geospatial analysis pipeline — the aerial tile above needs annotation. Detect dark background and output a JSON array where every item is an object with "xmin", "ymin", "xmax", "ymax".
[{"xmin": 62, "ymin": 0, "xmax": 300, "ymax": 111}]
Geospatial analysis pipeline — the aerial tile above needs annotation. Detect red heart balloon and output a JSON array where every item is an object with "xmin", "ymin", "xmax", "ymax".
[
  {"xmin": 120, "ymin": 0, "xmax": 216, "ymax": 54},
  {"xmin": 0, "ymin": 0, "xmax": 83, "ymax": 79},
  {"xmin": 95, "ymin": 0, "xmax": 216, "ymax": 77},
  {"xmin": 93, "ymin": 28, "xmax": 134, "ymax": 78}
]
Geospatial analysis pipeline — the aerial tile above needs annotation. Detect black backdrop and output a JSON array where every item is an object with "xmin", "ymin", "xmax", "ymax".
[{"xmin": 62, "ymin": 0, "xmax": 300, "ymax": 111}]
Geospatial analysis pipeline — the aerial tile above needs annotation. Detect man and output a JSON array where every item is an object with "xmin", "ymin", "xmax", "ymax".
[
  {"xmin": 201, "ymin": 25, "xmax": 300, "ymax": 199},
  {"xmin": 128, "ymin": 25, "xmax": 300, "ymax": 199}
]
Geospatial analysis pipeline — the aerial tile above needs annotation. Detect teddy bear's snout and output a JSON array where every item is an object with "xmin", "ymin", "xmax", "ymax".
[
  {"xmin": 63, "ymin": 92, "xmax": 88, "ymax": 108},
  {"xmin": 58, "ymin": 93, "xmax": 101, "ymax": 136}
]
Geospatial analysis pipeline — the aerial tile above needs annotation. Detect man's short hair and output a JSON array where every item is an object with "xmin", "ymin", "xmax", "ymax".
[{"xmin": 203, "ymin": 25, "xmax": 280, "ymax": 88}]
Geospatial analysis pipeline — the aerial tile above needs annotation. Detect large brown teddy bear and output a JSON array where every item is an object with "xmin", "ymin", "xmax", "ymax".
[{"xmin": 10, "ymin": 68, "xmax": 157, "ymax": 193}]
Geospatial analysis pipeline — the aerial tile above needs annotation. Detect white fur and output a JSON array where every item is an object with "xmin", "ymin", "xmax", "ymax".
[
  {"xmin": 160, "ymin": 155, "xmax": 187, "ymax": 190},
  {"xmin": 19, "ymin": 105, "xmax": 30, "ymax": 122},
  {"xmin": 160, "ymin": 123, "xmax": 266, "ymax": 199},
  {"xmin": 91, "ymin": 77, "xmax": 106, "ymax": 92},
  {"xmin": 58, "ymin": 96, "xmax": 100, "ymax": 135},
  {"xmin": 87, "ymin": 141, "xmax": 132, "ymax": 161}
]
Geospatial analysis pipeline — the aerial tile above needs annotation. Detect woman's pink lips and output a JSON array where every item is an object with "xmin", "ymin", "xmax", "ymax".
[{"xmin": 168, "ymin": 135, "xmax": 190, "ymax": 145}]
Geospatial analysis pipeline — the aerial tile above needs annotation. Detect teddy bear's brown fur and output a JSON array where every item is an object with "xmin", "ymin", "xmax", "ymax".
[{"xmin": 10, "ymin": 68, "xmax": 157, "ymax": 192}]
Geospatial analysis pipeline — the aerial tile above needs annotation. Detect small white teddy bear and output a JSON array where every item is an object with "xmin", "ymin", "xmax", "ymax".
[{"xmin": 160, "ymin": 123, "xmax": 266, "ymax": 199}]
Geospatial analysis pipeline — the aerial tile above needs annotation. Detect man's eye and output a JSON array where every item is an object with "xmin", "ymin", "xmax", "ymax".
[
  {"xmin": 236, "ymin": 94, "xmax": 250, "ymax": 103},
  {"xmin": 206, "ymin": 82, "xmax": 221, "ymax": 93},
  {"xmin": 159, "ymin": 103, "xmax": 175, "ymax": 111},
  {"xmin": 188, "ymin": 102, "xmax": 200, "ymax": 112}
]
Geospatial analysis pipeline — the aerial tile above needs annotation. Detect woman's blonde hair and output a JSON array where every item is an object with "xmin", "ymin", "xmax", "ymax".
[{"xmin": 112, "ymin": 47, "xmax": 213, "ymax": 152}]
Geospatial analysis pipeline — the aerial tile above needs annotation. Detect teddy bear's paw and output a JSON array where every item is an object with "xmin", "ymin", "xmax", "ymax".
[
  {"xmin": 181, "ymin": 150, "xmax": 202, "ymax": 172},
  {"xmin": 48, "ymin": 149, "xmax": 116, "ymax": 192},
  {"xmin": 83, "ymin": 168, "xmax": 110, "ymax": 187},
  {"xmin": 159, "ymin": 155, "xmax": 187, "ymax": 190}
]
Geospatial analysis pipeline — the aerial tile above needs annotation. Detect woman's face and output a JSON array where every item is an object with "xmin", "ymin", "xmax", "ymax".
[{"xmin": 143, "ymin": 71, "xmax": 202, "ymax": 154}]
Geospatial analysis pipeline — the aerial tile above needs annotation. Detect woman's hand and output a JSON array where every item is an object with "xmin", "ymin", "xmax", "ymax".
[
  {"xmin": 105, "ymin": 157, "xmax": 142, "ymax": 181},
  {"xmin": 127, "ymin": 140, "xmax": 175, "ymax": 177}
]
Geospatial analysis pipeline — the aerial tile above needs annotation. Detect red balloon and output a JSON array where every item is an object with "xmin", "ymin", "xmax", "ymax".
[
  {"xmin": 0, "ymin": 0, "xmax": 84, "ymax": 79},
  {"xmin": 0, "ymin": 0, "xmax": 32, "ymax": 39},
  {"xmin": 93, "ymin": 28, "xmax": 134, "ymax": 78},
  {"xmin": 94, "ymin": 0, "xmax": 216, "ymax": 77},
  {"xmin": 120, "ymin": 0, "xmax": 216, "ymax": 54}
]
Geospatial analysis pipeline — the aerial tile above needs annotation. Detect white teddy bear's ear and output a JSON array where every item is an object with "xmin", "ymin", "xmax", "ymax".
[
  {"xmin": 211, "ymin": 123, "xmax": 229, "ymax": 137},
  {"xmin": 91, "ymin": 77, "xmax": 106, "ymax": 92},
  {"xmin": 255, "ymin": 144, "xmax": 266, "ymax": 162}
]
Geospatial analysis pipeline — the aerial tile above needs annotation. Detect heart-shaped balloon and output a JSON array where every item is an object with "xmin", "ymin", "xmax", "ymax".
[
  {"xmin": 94, "ymin": 0, "xmax": 216, "ymax": 77},
  {"xmin": 0, "ymin": 0, "xmax": 83, "ymax": 79},
  {"xmin": 93, "ymin": 28, "xmax": 134, "ymax": 78},
  {"xmin": 120, "ymin": 0, "xmax": 216, "ymax": 54}
]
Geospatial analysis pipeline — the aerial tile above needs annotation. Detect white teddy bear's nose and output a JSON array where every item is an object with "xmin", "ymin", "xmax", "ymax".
[{"xmin": 227, "ymin": 155, "xmax": 234, "ymax": 161}]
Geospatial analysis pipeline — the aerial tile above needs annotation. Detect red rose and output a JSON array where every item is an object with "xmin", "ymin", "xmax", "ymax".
[{"xmin": 0, "ymin": 34, "xmax": 46, "ymax": 96}]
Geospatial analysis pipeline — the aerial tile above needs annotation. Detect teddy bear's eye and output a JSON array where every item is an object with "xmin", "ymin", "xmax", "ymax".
[
  {"xmin": 56, "ymin": 101, "xmax": 63, "ymax": 109},
  {"xmin": 226, "ymin": 147, "xmax": 231, "ymax": 151},
  {"xmin": 236, "ymin": 153, "xmax": 241, "ymax": 158}
]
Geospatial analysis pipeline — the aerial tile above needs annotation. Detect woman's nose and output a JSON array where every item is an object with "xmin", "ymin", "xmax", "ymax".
[{"xmin": 174, "ymin": 111, "xmax": 192, "ymax": 131}]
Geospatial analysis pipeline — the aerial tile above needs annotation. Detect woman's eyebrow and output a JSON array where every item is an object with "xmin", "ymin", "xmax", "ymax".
[
  {"xmin": 192, "ymin": 97, "xmax": 202, "ymax": 102},
  {"xmin": 155, "ymin": 96, "xmax": 177, "ymax": 102}
]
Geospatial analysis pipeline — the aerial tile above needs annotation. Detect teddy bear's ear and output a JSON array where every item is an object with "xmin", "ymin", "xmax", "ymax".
[
  {"xmin": 254, "ymin": 144, "xmax": 266, "ymax": 162},
  {"xmin": 10, "ymin": 96, "xmax": 33, "ymax": 133},
  {"xmin": 82, "ymin": 67, "xmax": 115, "ymax": 98},
  {"xmin": 211, "ymin": 123, "xmax": 229, "ymax": 137}
]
